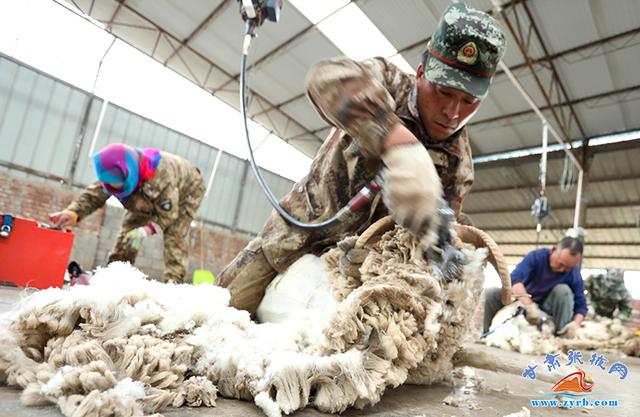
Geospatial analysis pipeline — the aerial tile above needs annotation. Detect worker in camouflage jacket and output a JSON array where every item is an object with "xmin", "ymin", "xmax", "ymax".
[
  {"xmin": 585, "ymin": 268, "xmax": 633, "ymax": 322},
  {"xmin": 49, "ymin": 143, "xmax": 205, "ymax": 283},
  {"xmin": 219, "ymin": 3, "xmax": 507, "ymax": 315}
]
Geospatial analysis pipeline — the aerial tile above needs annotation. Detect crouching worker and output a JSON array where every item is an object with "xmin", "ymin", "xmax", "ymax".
[
  {"xmin": 483, "ymin": 237, "xmax": 588, "ymax": 337},
  {"xmin": 49, "ymin": 144, "xmax": 205, "ymax": 283},
  {"xmin": 218, "ymin": 3, "xmax": 506, "ymax": 316}
]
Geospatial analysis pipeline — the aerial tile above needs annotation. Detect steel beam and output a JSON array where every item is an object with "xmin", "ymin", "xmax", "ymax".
[
  {"xmin": 499, "ymin": 2, "xmax": 585, "ymax": 152},
  {"xmin": 64, "ymin": 0, "xmax": 324, "ymax": 145},
  {"xmin": 251, "ymin": 92, "xmax": 306, "ymax": 118},
  {"xmin": 471, "ymin": 173, "xmax": 640, "ymax": 194},
  {"xmin": 0, "ymin": 160, "xmax": 83, "ymax": 188},
  {"xmin": 496, "ymin": 26, "xmax": 640, "ymax": 77},
  {"xmin": 105, "ymin": 0, "xmax": 125, "ymax": 30},
  {"xmin": 473, "ymin": 136, "xmax": 640, "ymax": 168},
  {"xmin": 465, "ymin": 201, "xmax": 640, "ymax": 216},
  {"xmin": 499, "ymin": 241, "xmax": 640, "ymax": 247},
  {"xmin": 164, "ymin": 1, "xmax": 231, "ymax": 65},
  {"xmin": 470, "ymin": 84, "xmax": 640, "ymax": 128},
  {"xmin": 216, "ymin": 24, "xmax": 316, "ymax": 90},
  {"xmin": 502, "ymin": 253, "xmax": 640, "ymax": 261},
  {"xmin": 482, "ymin": 223, "xmax": 637, "ymax": 232},
  {"xmin": 286, "ymin": 126, "xmax": 328, "ymax": 142}
]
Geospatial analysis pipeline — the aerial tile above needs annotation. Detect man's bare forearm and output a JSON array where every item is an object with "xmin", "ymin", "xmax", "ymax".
[
  {"xmin": 382, "ymin": 123, "xmax": 419, "ymax": 152},
  {"xmin": 511, "ymin": 282, "xmax": 532, "ymax": 304}
]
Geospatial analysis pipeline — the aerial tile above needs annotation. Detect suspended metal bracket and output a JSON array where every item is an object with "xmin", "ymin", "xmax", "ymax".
[{"xmin": 497, "ymin": 55, "xmax": 584, "ymax": 230}]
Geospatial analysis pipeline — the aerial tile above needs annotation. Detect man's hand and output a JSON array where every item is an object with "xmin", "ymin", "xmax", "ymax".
[
  {"xmin": 381, "ymin": 141, "xmax": 443, "ymax": 239},
  {"xmin": 337, "ymin": 236, "xmax": 369, "ymax": 278},
  {"xmin": 558, "ymin": 321, "xmax": 581, "ymax": 338},
  {"xmin": 48, "ymin": 210, "xmax": 78, "ymax": 229},
  {"xmin": 124, "ymin": 224, "xmax": 156, "ymax": 251},
  {"xmin": 521, "ymin": 301, "xmax": 542, "ymax": 326}
]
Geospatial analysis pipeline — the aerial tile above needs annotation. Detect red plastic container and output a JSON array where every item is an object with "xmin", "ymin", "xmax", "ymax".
[{"xmin": 0, "ymin": 217, "xmax": 74, "ymax": 289}]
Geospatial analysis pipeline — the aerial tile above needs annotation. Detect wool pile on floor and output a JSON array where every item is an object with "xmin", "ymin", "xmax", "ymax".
[
  {"xmin": 484, "ymin": 301, "xmax": 640, "ymax": 356},
  {"xmin": 0, "ymin": 225, "xmax": 496, "ymax": 417}
]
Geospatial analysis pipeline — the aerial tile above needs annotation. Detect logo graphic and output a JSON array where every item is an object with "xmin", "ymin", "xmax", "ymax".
[
  {"xmin": 522, "ymin": 350, "xmax": 628, "ymax": 409},
  {"xmin": 550, "ymin": 370, "xmax": 593, "ymax": 396}
]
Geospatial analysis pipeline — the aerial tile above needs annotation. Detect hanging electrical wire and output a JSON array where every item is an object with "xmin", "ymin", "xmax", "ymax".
[
  {"xmin": 560, "ymin": 153, "xmax": 576, "ymax": 192},
  {"xmin": 237, "ymin": 1, "xmax": 382, "ymax": 230},
  {"xmin": 531, "ymin": 122, "xmax": 551, "ymax": 247}
]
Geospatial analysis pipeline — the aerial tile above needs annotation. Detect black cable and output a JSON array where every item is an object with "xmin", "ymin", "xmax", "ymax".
[{"xmin": 239, "ymin": 21, "xmax": 354, "ymax": 230}]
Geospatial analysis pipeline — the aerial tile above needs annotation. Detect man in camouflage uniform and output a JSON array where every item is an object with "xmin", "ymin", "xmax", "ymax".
[
  {"xmin": 50, "ymin": 150, "xmax": 205, "ymax": 283},
  {"xmin": 219, "ymin": 3, "xmax": 506, "ymax": 315},
  {"xmin": 585, "ymin": 268, "xmax": 633, "ymax": 322}
]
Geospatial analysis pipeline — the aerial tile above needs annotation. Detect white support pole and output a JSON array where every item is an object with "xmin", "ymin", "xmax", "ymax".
[
  {"xmin": 194, "ymin": 148, "xmax": 224, "ymax": 223},
  {"xmin": 540, "ymin": 122, "xmax": 548, "ymax": 191},
  {"xmin": 574, "ymin": 169, "xmax": 584, "ymax": 228},
  {"xmin": 205, "ymin": 149, "xmax": 224, "ymax": 198},
  {"xmin": 499, "ymin": 61, "xmax": 587, "ymax": 231},
  {"xmin": 491, "ymin": 1, "xmax": 586, "ymax": 233},
  {"xmin": 87, "ymin": 99, "xmax": 109, "ymax": 158}
]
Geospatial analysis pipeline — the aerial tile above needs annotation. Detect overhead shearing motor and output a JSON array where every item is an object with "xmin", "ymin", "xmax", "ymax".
[
  {"xmin": 531, "ymin": 195, "xmax": 550, "ymax": 224},
  {"xmin": 239, "ymin": 0, "xmax": 283, "ymax": 26},
  {"xmin": 236, "ymin": 0, "xmax": 386, "ymax": 230}
]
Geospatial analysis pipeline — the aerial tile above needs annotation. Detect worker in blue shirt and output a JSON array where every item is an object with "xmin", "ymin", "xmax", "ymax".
[{"xmin": 483, "ymin": 237, "xmax": 588, "ymax": 337}]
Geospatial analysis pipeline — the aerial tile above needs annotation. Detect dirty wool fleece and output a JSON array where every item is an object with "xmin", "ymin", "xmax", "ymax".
[{"xmin": 0, "ymin": 225, "xmax": 497, "ymax": 417}]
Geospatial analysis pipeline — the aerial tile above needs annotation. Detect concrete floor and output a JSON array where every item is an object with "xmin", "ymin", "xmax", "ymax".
[{"xmin": 1, "ymin": 285, "xmax": 639, "ymax": 417}]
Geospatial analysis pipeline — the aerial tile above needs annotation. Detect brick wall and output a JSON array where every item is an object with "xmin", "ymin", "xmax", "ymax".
[{"xmin": 0, "ymin": 170, "xmax": 252, "ymax": 282}]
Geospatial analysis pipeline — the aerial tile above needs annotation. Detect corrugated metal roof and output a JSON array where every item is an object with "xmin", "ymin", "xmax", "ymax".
[
  {"xmin": 54, "ymin": 0, "xmax": 640, "ymax": 267},
  {"xmin": 59, "ymin": 0, "xmax": 640, "ymax": 157},
  {"xmin": 470, "ymin": 143, "xmax": 640, "ymax": 269}
]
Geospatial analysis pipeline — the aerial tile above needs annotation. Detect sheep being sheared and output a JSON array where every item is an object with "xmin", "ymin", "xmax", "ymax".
[
  {"xmin": 318, "ymin": 216, "xmax": 512, "ymax": 386},
  {"xmin": 484, "ymin": 303, "xmax": 636, "ymax": 356},
  {"xmin": 0, "ymin": 216, "xmax": 511, "ymax": 417},
  {"xmin": 483, "ymin": 302, "xmax": 560, "ymax": 355}
]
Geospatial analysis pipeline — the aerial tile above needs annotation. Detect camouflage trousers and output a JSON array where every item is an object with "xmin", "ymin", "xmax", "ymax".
[
  {"xmin": 218, "ymin": 194, "xmax": 388, "ymax": 316},
  {"xmin": 483, "ymin": 284, "xmax": 575, "ymax": 334},
  {"xmin": 217, "ymin": 215, "xmax": 361, "ymax": 316},
  {"xmin": 109, "ymin": 181, "xmax": 205, "ymax": 283},
  {"xmin": 217, "ymin": 237, "xmax": 279, "ymax": 316}
]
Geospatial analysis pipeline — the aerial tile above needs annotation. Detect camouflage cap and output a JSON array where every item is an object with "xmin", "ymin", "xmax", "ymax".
[
  {"xmin": 605, "ymin": 267, "xmax": 624, "ymax": 282},
  {"xmin": 424, "ymin": 2, "xmax": 506, "ymax": 98}
]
